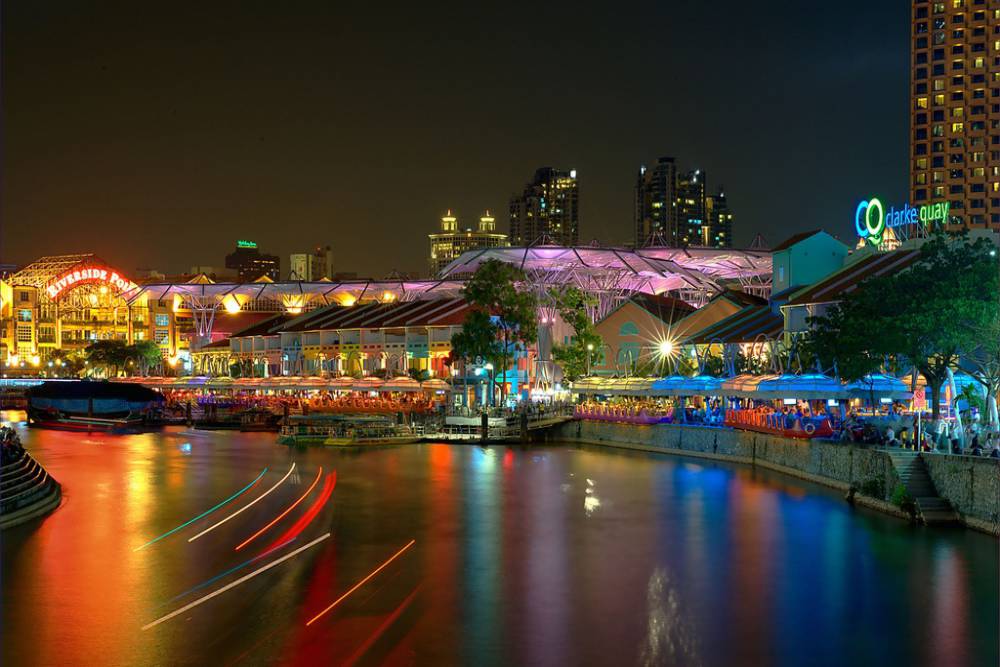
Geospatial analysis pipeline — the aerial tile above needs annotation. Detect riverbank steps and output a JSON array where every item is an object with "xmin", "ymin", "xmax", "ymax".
[
  {"xmin": 0, "ymin": 449, "xmax": 61, "ymax": 530},
  {"xmin": 551, "ymin": 420, "xmax": 999, "ymax": 535}
]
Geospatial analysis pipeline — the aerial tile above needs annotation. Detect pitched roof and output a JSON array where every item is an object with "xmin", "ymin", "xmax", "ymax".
[
  {"xmin": 683, "ymin": 304, "xmax": 784, "ymax": 344},
  {"xmin": 771, "ymin": 229, "xmax": 824, "ymax": 252},
  {"xmin": 628, "ymin": 293, "xmax": 697, "ymax": 323},
  {"xmin": 278, "ymin": 297, "xmax": 470, "ymax": 333},
  {"xmin": 230, "ymin": 313, "xmax": 291, "ymax": 338},
  {"xmin": 711, "ymin": 288, "xmax": 767, "ymax": 308},
  {"xmin": 785, "ymin": 249, "xmax": 922, "ymax": 307}
]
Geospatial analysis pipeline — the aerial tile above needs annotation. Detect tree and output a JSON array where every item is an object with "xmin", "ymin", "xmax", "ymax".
[
  {"xmin": 451, "ymin": 260, "xmax": 538, "ymax": 405},
  {"xmin": 85, "ymin": 340, "xmax": 130, "ymax": 377},
  {"xmin": 47, "ymin": 349, "xmax": 84, "ymax": 377},
  {"xmin": 550, "ymin": 286, "xmax": 602, "ymax": 381},
  {"xmin": 960, "ymin": 302, "xmax": 1000, "ymax": 429},
  {"xmin": 126, "ymin": 340, "xmax": 164, "ymax": 376},
  {"xmin": 805, "ymin": 233, "xmax": 997, "ymax": 420}
]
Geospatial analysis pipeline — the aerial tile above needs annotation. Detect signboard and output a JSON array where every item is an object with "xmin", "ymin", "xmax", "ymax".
[
  {"xmin": 236, "ymin": 240, "xmax": 258, "ymax": 249},
  {"xmin": 912, "ymin": 387, "xmax": 926, "ymax": 410},
  {"xmin": 45, "ymin": 266, "xmax": 137, "ymax": 300},
  {"xmin": 855, "ymin": 197, "xmax": 949, "ymax": 246}
]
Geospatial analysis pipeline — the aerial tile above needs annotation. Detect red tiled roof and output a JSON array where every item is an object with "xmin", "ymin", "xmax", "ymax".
[
  {"xmin": 628, "ymin": 293, "xmax": 696, "ymax": 323},
  {"xmin": 785, "ymin": 249, "xmax": 921, "ymax": 306},
  {"xmin": 280, "ymin": 298, "xmax": 469, "ymax": 332}
]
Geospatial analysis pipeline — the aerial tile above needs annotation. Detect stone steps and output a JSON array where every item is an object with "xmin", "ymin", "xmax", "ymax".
[
  {"xmin": 0, "ymin": 449, "xmax": 61, "ymax": 530},
  {"xmin": 885, "ymin": 450, "xmax": 958, "ymax": 526}
]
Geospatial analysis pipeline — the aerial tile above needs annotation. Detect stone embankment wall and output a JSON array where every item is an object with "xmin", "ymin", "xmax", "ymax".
[
  {"xmin": 552, "ymin": 421, "xmax": 916, "ymax": 522},
  {"xmin": 0, "ymin": 449, "xmax": 62, "ymax": 530},
  {"xmin": 922, "ymin": 453, "xmax": 1000, "ymax": 534}
]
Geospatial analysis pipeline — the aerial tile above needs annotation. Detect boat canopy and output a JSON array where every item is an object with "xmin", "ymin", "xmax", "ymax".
[
  {"xmin": 754, "ymin": 374, "xmax": 853, "ymax": 400},
  {"xmin": 847, "ymin": 374, "xmax": 912, "ymax": 400},
  {"xmin": 382, "ymin": 376, "xmax": 421, "ymax": 392},
  {"xmin": 650, "ymin": 375, "xmax": 724, "ymax": 396}
]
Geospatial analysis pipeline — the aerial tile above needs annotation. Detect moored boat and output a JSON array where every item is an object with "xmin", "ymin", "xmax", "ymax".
[{"xmin": 26, "ymin": 381, "xmax": 164, "ymax": 432}]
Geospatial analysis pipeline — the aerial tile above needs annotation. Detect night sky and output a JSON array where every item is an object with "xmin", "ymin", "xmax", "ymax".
[{"xmin": 2, "ymin": 1, "xmax": 910, "ymax": 278}]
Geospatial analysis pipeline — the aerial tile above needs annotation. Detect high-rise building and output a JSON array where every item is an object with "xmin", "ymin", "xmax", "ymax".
[
  {"xmin": 673, "ymin": 169, "xmax": 707, "ymax": 247},
  {"xmin": 705, "ymin": 188, "xmax": 734, "ymax": 248},
  {"xmin": 224, "ymin": 240, "xmax": 280, "ymax": 282},
  {"xmin": 289, "ymin": 246, "xmax": 333, "ymax": 281},
  {"xmin": 910, "ymin": 1, "xmax": 999, "ymax": 231},
  {"xmin": 428, "ymin": 210, "xmax": 509, "ymax": 276},
  {"xmin": 634, "ymin": 157, "xmax": 677, "ymax": 246},
  {"xmin": 635, "ymin": 160, "xmax": 734, "ymax": 248},
  {"xmin": 509, "ymin": 167, "xmax": 579, "ymax": 246}
]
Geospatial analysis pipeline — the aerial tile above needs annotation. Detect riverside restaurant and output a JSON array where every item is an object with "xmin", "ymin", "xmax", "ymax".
[{"xmin": 572, "ymin": 373, "xmax": 914, "ymax": 439}]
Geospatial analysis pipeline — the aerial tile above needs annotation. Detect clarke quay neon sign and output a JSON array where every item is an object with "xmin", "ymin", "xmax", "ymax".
[
  {"xmin": 236, "ymin": 239, "xmax": 258, "ymax": 249},
  {"xmin": 855, "ymin": 197, "xmax": 950, "ymax": 246},
  {"xmin": 45, "ymin": 266, "xmax": 137, "ymax": 300}
]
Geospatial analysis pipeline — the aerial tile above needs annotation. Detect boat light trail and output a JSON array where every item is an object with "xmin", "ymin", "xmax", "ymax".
[
  {"xmin": 142, "ymin": 533, "xmax": 330, "ymax": 631},
  {"xmin": 305, "ymin": 539, "xmax": 416, "ymax": 627},
  {"xmin": 342, "ymin": 586, "xmax": 421, "ymax": 667},
  {"xmin": 166, "ymin": 538, "xmax": 297, "ymax": 604},
  {"xmin": 235, "ymin": 467, "xmax": 322, "ymax": 551},
  {"xmin": 188, "ymin": 463, "xmax": 296, "ymax": 542},
  {"xmin": 134, "ymin": 468, "xmax": 267, "ymax": 551},
  {"xmin": 262, "ymin": 471, "xmax": 336, "ymax": 554}
]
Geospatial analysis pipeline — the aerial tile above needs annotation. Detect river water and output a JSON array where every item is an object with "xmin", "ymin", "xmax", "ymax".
[{"xmin": 1, "ymin": 415, "xmax": 997, "ymax": 666}]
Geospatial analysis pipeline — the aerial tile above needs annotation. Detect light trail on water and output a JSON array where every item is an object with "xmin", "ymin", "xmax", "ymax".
[
  {"xmin": 305, "ymin": 539, "xmax": 416, "ymax": 627},
  {"xmin": 235, "ymin": 466, "xmax": 322, "ymax": 551},
  {"xmin": 133, "ymin": 468, "xmax": 267, "ymax": 551},
  {"xmin": 188, "ymin": 463, "xmax": 296, "ymax": 542},
  {"xmin": 262, "ymin": 471, "xmax": 336, "ymax": 553},
  {"xmin": 165, "ymin": 538, "xmax": 297, "ymax": 605},
  {"xmin": 141, "ymin": 533, "xmax": 331, "ymax": 631}
]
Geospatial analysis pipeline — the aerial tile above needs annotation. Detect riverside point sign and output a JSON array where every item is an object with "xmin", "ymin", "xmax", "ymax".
[
  {"xmin": 45, "ymin": 266, "xmax": 137, "ymax": 300},
  {"xmin": 855, "ymin": 197, "xmax": 949, "ymax": 246}
]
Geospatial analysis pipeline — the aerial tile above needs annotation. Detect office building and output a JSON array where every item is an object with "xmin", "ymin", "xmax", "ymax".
[
  {"xmin": 290, "ymin": 246, "xmax": 333, "ymax": 281},
  {"xmin": 910, "ymin": 1, "xmax": 999, "ymax": 230},
  {"xmin": 224, "ymin": 240, "xmax": 280, "ymax": 282},
  {"xmin": 509, "ymin": 167, "xmax": 579, "ymax": 246},
  {"xmin": 635, "ymin": 160, "xmax": 734, "ymax": 248},
  {"xmin": 428, "ymin": 210, "xmax": 509, "ymax": 276},
  {"xmin": 635, "ymin": 157, "xmax": 677, "ymax": 246}
]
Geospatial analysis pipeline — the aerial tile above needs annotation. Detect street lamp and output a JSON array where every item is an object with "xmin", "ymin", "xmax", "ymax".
[
  {"xmin": 586, "ymin": 343, "xmax": 594, "ymax": 377},
  {"xmin": 484, "ymin": 362, "xmax": 494, "ymax": 407}
]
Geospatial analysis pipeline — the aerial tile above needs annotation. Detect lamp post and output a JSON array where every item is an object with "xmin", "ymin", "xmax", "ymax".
[
  {"xmin": 586, "ymin": 343, "xmax": 594, "ymax": 377},
  {"xmin": 484, "ymin": 362, "xmax": 494, "ymax": 407}
]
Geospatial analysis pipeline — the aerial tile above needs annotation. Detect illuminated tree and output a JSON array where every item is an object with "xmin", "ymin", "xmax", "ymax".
[
  {"xmin": 451, "ymin": 260, "xmax": 538, "ymax": 404},
  {"xmin": 551, "ymin": 286, "xmax": 602, "ymax": 381}
]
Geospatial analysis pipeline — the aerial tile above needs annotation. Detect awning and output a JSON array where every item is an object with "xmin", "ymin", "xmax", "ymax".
[
  {"xmin": 651, "ymin": 375, "xmax": 723, "ymax": 396},
  {"xmin": 848, "ymin": 374, "xmax": 912, "ymax": 400},
  {"xmin": 352, "ymin": 377, "xmax": 385, "ymax": 392},
  {"xmin": 382, "ymin": 376, "xmax": 421, "ymax": 392},
  {"xmin": 720, "ymin": 374, "xmax": 781, "ymax": 397},
  {"xmin": 421, "ymin": 378, "xmax": 452, "ymax": 392},
  {"xmin": 755, "ymin": 374, "xmax": 853, "ymax": 400}
]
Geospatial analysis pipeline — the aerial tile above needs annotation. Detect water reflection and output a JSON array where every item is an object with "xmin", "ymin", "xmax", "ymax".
[{"xmin": 1, "ymin": 428, "xmax": 996, "ymax": 667}]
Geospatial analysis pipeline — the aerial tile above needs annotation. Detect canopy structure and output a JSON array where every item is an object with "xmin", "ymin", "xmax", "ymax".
[
  {"xmin": 570, "ymin": 377, "xmax": 655, "ymax": 396},
  {"xmin": 115, "ymin": 376, "xmax": 454, "ymax": 392},
  {"xmin": 650, "ymin": 375, "xmax": 724, "ymax": 396},
  {"xmin": 382, "ymin": 376, "xmax": 421, "ymax": 392},
  {"xmin": 438, "ymin": 245, "xmax": 772, "ymax": 316},
  {"xmin": 123, "ymin": 277, "xmax": 467, "ymax": 343},
  {"xmin": 848, "ymin": 374, "xmax": 912, "ymax": 400},
  {"xmin": 720, "ymin": 374, "xmax": 782, "ymax": 397}
]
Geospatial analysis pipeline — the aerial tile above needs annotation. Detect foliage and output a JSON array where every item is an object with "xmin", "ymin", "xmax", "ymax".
[
  {"xmin": 451, "ymin": 260, "xmax": 538, "ymax": 404},
  {"xmin": 959, "ymin": 307, "xmax": 1000, "ymax": 427},
  {"xmin": 128, "ymin": 340, "xmax": 164, "ymax": 376},
  {"xmin": 47, "ymin": 349, "xmax": 85, "ymax": 377},
  {"xmin": 408, "ymin": 368, "xmax": 430, "ymax": 382},
  {"xmin": 889, "ymin": 483, "xmax": 913, "ymax": 508},
  {"xmin": 805, "ymin": 233, "xmax": 998, "ymax": 419},
  {"xmin": 858, "ymin": 476, "xmax": 886, "ymax": 500},
  {"xmin": 550, "ymin": 286, "xmax": 602, "ymax": 381},
  {"xmin": 84, "ymin": 340, "xmax": 130, "ymax": 377}
]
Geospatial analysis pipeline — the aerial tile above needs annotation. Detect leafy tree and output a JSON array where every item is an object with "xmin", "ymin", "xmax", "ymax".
[
  {"xmin": 85, "ymin": 340, "xmax": 130, "ymax": 377},
  {"xmin": 47, "ymin": 349, "xmax": 85, "ymax": 377},
  {"xmin": 126, "ymin": 340, "xmax": 164, "ymax": 376},
  {"xmin": 550, "ymin": 286, "xmax": 602, "ymax": 381},
  {"xmin": 451, "ymin": 260, "xmax": 538, "ymax": 404},
  {"xmin": 960, "ymin": 300, "xmax": 1000, "ymax": 428},
  {"xmin": 805, "ymin": 233, "xmax": 997, "ymax": 419}
]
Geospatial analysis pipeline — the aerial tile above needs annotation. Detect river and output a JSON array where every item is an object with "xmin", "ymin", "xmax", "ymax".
[{"xmin": 2, "ymin": 415, "xmax": 997, "ymax": 666}]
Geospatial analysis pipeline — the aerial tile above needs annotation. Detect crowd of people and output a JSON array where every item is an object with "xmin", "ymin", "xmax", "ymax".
[{"xmin": 574, "ymin": 399, "xmax": 725, "ymax": 426}]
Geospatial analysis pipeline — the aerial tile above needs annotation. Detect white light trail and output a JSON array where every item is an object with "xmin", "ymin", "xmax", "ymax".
[
  {"xmin": 187, "ymin": 463, "xmax": 296, "ymax": 543},
  {"xmin": 141, "ymin": 532, "xmax": 330, "ymax": 631}
]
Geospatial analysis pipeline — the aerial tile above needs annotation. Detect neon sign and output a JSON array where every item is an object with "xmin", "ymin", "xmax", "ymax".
[
  {"xmin": 855, "ymin": 197, "xmax": 949, "ymax": 246},
  {"xmin": 45, "ymin": 266, "xmax": 137, "ymax": 300},
  {"xmin": 236, "ymin": 240, "xmax": 258, "ymax": 249}
]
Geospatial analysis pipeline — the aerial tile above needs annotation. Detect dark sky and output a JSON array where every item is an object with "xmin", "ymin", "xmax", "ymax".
[{"xmin": 2, "ymin": 1, "xmax": 910, "ymax": 278}]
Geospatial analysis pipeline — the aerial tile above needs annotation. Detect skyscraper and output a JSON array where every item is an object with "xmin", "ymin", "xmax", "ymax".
[
  {"xmin": 635, "ymin": 160, "xmax": 734, "ymax": 248},
  {"xmin": 910, "ymin": 1, "xmax": 999, "ymax": 231},
  {"xmin": 509, "ymin": 167, "xmax": 579, "ymax": 246},
  {"xmin": 428, "ymin": 210, "xmax": 509, "ymax": 276},
  {"xmin": 705, "ymin": 188, "xmax": 734, "ymax": 248},
  {"xmin": 634, "ymin": 157, "xmax": 676, "ymax": 246},
  {"xmin": 224, "ymin": 240, "xmax": 280, "ymax": 282},
  {"xmin": 289, "ymin": 246, "xmax": 333, "ymax": 281}
]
